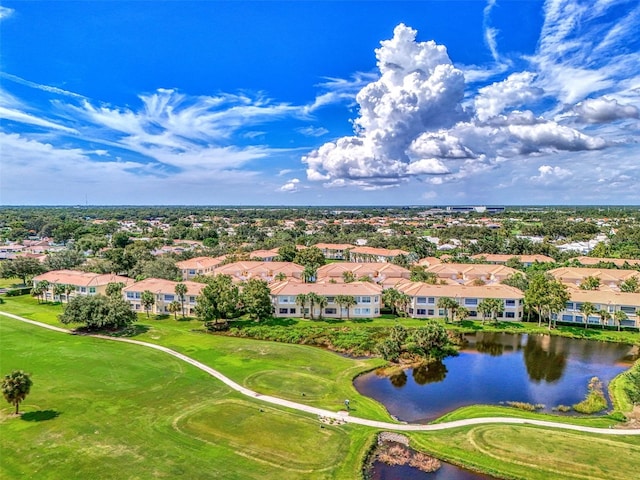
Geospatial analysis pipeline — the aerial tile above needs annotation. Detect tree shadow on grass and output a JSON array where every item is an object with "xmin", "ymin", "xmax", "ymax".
[
  {"xmin": 107, "ymin": 324, "xmax": 151, "ymax": 337},
  {"xmin": 348, "ymin": 318, "xmax": 373, "ymax": 324},
  {"xmin": 21, "ymin": 410, "xmax": 60, "ymax": 422}
]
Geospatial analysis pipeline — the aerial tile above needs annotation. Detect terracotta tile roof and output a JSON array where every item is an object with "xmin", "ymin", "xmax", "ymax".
[
  {"xmin": 394, "ymin": 281, "xmax": 524, "ymax": 299},
  {"xmin": 176, "ymin": 256, "xmax": 226, "ymax": 270},
  {"xmin": 214, "ymin": 261, "xmax": 304, "ymax": 279},
  {"xmin": 470, "ymin": 254, "xmax": 555, "ymax": 263},
  {"xmin": 426, "ymin": 263, "xmax": 518, "ymax": 279},
  {"xmin": 33, "ymin": 270, "xmax": 133, "ymax": 287},
  {"xmin": 417, "ymin": 257, "xmax": 442, "ymax": 267},
  {"xmin": 349, "ymin": 246, "xmax": 409, "ymax": 256},
  {"xmin": 314, "ymin": 243, "xmax": 355, "ymax": 250},
  {"xmin": 563, "ymin": 287, "xmax": 640, "ymax": 306},
  {"xmin": 549, "ymin": 267, "xmax": 640, "ymax": 284},
  {"xmin": 317, "ymin": 262, "xmax": 410, "ymax": 280},
  {"xmin": 269, "ymin": 281, "xmax": 382, "ymax": 296},
  {"xmin": 123, "ymin": 278, "xmax": 206, "ymax": 296},
  {"xmin": 249, "ymin": 248, "xmax": 280, "ymax": 259},
  {"xmin": 575, "ymin": 256, "xmax": 640, "ymax": 267}
]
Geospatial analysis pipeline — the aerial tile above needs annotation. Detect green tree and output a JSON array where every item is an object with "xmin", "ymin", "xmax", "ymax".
[
  {"xmin": 52, "ymin": 283, "xmax": 66, "ymax": 302},
  {"xmin": 141, "ymin": 290, "xmax": 155, "ymax": 318},
  {"xmin": 59, "ymin": 295, "xmax": 136, "ymax": 330},
  {"xmin": 168, "ymin": 301, "xmax": 182, "ymax": 319},
  {"xmin": 295, "ymin": 293, "xmax": 309, "ymax": 319},
  {"xmin": 1, "ymin": 257, "xmax": 44, "ymax": 286},
  {"xmin": 141, "ymin": 257, "xmax": 180, "ymax": 281},
  {"xmin": 382, "ymin": 288, "xmax": 400, "ymax": 316},
  {"xmin": 306, "ymin": 292, "xmax": 322, "ymax": 320},
  {"xmin": 620, "ymin": 276, "xmax": 640, "ymax": 293},
  {"xmin": 277, "ymin": 244, "xmax": 298, "ymax": 262},
  {"xmin": 342, "ymin": 271, "xmax": 356, "ymax": 283},
  {"xmin": 477, "ymin": 298, "xmax": 492, "ymax": 324},
  {"xmin": 1, "ymin": 370, "xmax": 33, "ymax": 415},
  {"xmin": 63, "ymin": 284, "xmax": 75, "ymax": 303},
  {"xmin": 105, "ymin": 282, "xmax": 125, "ymax": 299},
  {"xmin": 598, "ymin": 309, "xmax": 611, "ymax": 329},
  {"xmin": 437, "ymin": 297, "xmax": 458, "ymax": 323},
  {"xmin": 501, "ymin": 272, "xmax": 529, "ymax": 292},
  {"xmin": 546, "ymin": 280, "xmax": 570, "ymax": 330},
  {"xmin": 316, "ymin": 295, "xmax": 328, "ymax": 320},
  {"xmin": 579, "ymin": 276, "xmax": 601, "ymax": 291},
  {"xmin": 395, "ymin": 292, "xmax": 411, "ymax": 317},
  {"xmin": 294, "ymin": 246, "xmax": 326, "ymax": 269},
  {"xmin": 525, "ymin": 274, "xmax": 550, "ymax": 326},
  {"xmin": 613, "ymin": 309, "xmax": 627, "ymax": 331},
  {"xmin": 241, "ymin": 278, "xmax": 273, "ymax": 321},
  {"xmin": 195, "ymin": 274, "xmax": 240, "ymax": 323},
  {"xmin": 302, "ymin": 265, "xmax": 317, "ymax": 283},
  {"xmin": 454, "ymin": 306, "xmax": 470, "ymax": 323},
  {"xmin": 44, "ymin": 249, "xmax": 85, "ymax": 271},
  {"xmin": 274, "ymin": 272, "xmax": 287, "ymax": 282},
  {"xmin": 580, "ymin": 302, "xmax": 597, "ymax": 329},
  {"xmin": 409, "ymin": 266, "xmax": 437, "ymax": 283},
  {"xmin": 175, "ymin": 282, "xmax": 188, "ymax": 318},
  {"xmin": 32, "ymin": 280, "xmax": 49, "ymax": 303},
  {"xmin": 408, "ymin": 321, "xmax": 451, "ymax": 358}
]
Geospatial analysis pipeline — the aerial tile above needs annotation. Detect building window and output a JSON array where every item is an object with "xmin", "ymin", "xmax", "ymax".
[
  {"xmin": 164, "ymin": 294, "xmax": 174, "ymax": 301},
  {"xmin": 279, "ymin": 308, "xmax": 288, "ymax": 314},
  {"xmin": 126, "ymin": 292, "xmax": 135, "ymax": 299},
  {"xmin": 505, "ymin": 312, "xmax": 515, "ymax": 318},
  {"xmin": 505, "ymin": 299, "xmax": 516, "ymax": 307},
  {"xmin": 562, "ymin": 314, "xmax": 574, "ymax": 321},
  {"xmin": 416, "ymin": 297, "xmax": 427, "ymax": 304},
  {"xmin": 621, "ymin": 306, "xmax": 635, "ymax": 314},
  {"xmin": 289, "ymin": 308, "xmax": 296, "ymax": 314},
  {"xmin": 89, "ymin": 287, "xmax": 96, "ymax": 294},
  {"xmin": 416, "ymin": 309, "xmax": 426, "ymax": 316},
  {"xmin": 359, "ymin": 296, "xmax": 371, "ymax": 303},
  {"xmin": 428, "ymin": 297, "xmax": 435, "ymax": 304},
  {"xmin": 80, "ymin": 287, "xmax": 86, "ymax": 293},
  {"xmin": 464, "ymin": 298, "xmax": 478, "ymax": 306},
  {"xmin": 325, "ymin": 308, "xmax": 337, "ymax": 315},
  {"xmin": 427, "ymin": 309, "xmax": 434, "ymax": 316},
  {"xmin": 188, "ymin": 269, "xmax": 196, "ymax": 275},
  {"xmin": 326, "ymin": 297, "xmax": 335, "ymax": 304},
  {"xmin": 189, "ymin": 296, "xmax": 196, "ymax": 304}
]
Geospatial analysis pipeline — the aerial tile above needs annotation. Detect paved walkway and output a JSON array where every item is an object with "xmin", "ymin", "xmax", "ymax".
[{"xmin": 2, "ymin": 311, "xmax": 639, "ymax": 436}]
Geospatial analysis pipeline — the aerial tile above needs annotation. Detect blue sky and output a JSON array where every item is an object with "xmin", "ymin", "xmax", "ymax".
[{"xmin": 1, "ymin": 0, "xmax": 638, "ymax": 205}]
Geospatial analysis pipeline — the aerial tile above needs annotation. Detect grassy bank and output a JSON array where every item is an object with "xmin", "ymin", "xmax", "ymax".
[
  {"xmin": 0, "ymin": 317, "xmax": 372, "ymax": 479},
  {"xmin": 609, "ymin": 359, "xmax": 640, "ymax": 414}
]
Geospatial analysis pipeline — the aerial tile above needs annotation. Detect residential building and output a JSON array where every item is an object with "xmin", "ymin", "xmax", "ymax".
[
  {"xmin": 316, "ymin": 262, "xmax": 410, "ymax": 287},
  {"xmin": 470, "ymin": 254, "xmax": 555, "ymax": 267},
  {"xmin": 176, "ymin": 256, "xmax": 227, "ymax": 280},
  {"xmin": 248, "ymin": 248, "xmax": 280, "ymax": 261},
  {"xmin": 32, "ymin": 270, "xmax": 133, "ymax": 302},
  {"xmin": 122, "ymin": 278, "xmax": 206, "ymax": 316},
  {"xmin": 270, "ymin": 281, "xmax": 383, "ymax": 319},
  {"xmin": 394, "ymin": 282, "xmax": 525, "ymax": 320},
  {"xmin": 213, "ymin": 261, "xmax": 304, "ymax": 283},
  {"xmin": 314, "ymin": 243, "xmax": 355, "ymax": 260},
  {"xmin": 348, "ymin": 246, "xmax": 410, "ymax": 263},
  {"xmin": 574, "ymin": 256, "xmax": 640, "ymax": 268},
  {"xmin": 553, "ymin": 289, "xmax": 640, "ymax": 329},
  {"xmin": 425, "ymin": 263, "xmax": 519, "ymax": 285},
  {"xmin": 548, "ymin": 267, "xmax": 640, "ymax": 290}
]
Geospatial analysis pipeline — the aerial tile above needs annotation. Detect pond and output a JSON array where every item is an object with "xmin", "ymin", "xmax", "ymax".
[
  {"xmin": 354, "ymin": 332, "xmax": 638, "ymax": 423},
  {"xmin": 371, "ymin": 460, "xmax": 495, "ymax": 479}
]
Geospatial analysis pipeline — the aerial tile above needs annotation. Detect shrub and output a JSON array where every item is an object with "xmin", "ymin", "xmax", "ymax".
[{"xmin": 5, "ymin": 287, "xmax": 31, "ymax": 297}]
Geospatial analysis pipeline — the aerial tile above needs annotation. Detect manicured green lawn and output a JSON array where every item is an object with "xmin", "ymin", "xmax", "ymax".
[
  {"xmin": 0, "ymin": 277, "xmax": 24, "ymax": 289},
  {"xmin": 409, "ymin": 425, "xmax": 640, "ymax": 480},
  {"xmin": 0, "ymin": 317, "xmax": 371, "ymax": 479}
]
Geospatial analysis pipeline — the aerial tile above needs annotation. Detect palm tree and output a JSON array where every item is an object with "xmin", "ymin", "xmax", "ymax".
[
  {"xmin": 302, "ymin": 265, "xmax": 317, "ymax": 283},
  {"xmin": 489, "ymin": 298, "xmax": 504, "ymax": 324},
  {"xmin": 52, "ymin": 283, "xmax": 65, "ymax": 302},
  {"xmin": 306, "ymin": 292, "xmax": 321, "ymax": 320},
  {"xmin": 63, "ymin": 284, "xmax": 75, "ymax": 303},
  {"xmin": 598, "ymin": 309, "xmax": 611, "ymax": 329},
  {"xmin": 175, "ymin": 283, "xmax": 188, "ymax": 318},
  {"xmin": 31, "ymin": 283, "xmax": 44, "ymax": 304},
  {"xmin": 316, "ymin": 296, "xmax": 328, "ymax": 320},
  {"xmin": 342, "ymin": 295, "xmax": 357, "ymax": 320},
  {"xmin": 613, "ymin": 310, "xmax": 627, "ymax": 332},
  {"xmin": 455, "ymin": 306, "xmax": 470, "ymax": 323},
  {"xmin": 437, "ymin": 297, "xmax": 457, "ymax": 323},
  {"xmin": 1, "ymin": 370, "xmax": 33, "ymax": 415},
  {"xmin": 168, "ymin": 300, "xmax": 182, "ymax": 319},
  {"xmin": 395, "ymin": 292, "xmax": 411, "ymax": 318},
  {"xmin": 296, "ymin": 293, "xmax": 309, "ymax": 319},
  {"xmin": 141, "ymin": 290, "xmax": 155, "ymax": 318},
  {"xmin": 274, "ymin": 272, "xmax": 287, "ymax": 282},
  {"xmin": 382, "ymin": 288, "xmax": 400, "ymax": 316},
  {"xmin": 342, "ymin": 271, "xmax": 356, "ymax": 283},
  {"xmin": 335, "ymin": 295, "xmax": 348, "ymax": 320},
  {"xmin": 477, "ymin": 299, "xmax": 492, "ymax": 325},
  {"xmin": 37, "ymin": 280, "xmax": 50, "ymax": 303},
  {"xmin": 580, "ymin": 302, "xmax": 596, "ymax": 329}
]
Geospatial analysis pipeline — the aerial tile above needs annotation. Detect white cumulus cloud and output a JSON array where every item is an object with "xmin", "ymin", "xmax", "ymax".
[
  {"xmin": 279, "ymin": 178, "xmax": 300, "ymax": 192},
  {"xmin": 571, "ymin": 97, "xmax": 639, "ymax": 123}
]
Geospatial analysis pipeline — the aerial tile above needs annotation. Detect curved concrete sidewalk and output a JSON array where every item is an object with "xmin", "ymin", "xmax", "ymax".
[{"xmin": 2, "ymin": 311, "xmax": 639, "ymax": 436}]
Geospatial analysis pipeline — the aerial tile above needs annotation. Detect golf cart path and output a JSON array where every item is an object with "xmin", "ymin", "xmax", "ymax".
[{"xmin": 3, "ymin": 311, "xmax": 639, "ymax": 435}]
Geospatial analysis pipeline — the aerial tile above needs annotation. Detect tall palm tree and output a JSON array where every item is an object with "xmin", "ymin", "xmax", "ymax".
[
  {"xmin": 316, "ymin": 296, "xmax": 328, "ymax": 320},
  {"xmin": 455, "ymin": 306, "xmax": 470, "ymax": 323},
  {"xmin": 613, "ymin": 310, "xmax": 627, "ymax": 332},
  {"xmin": 395, "ymin": 292, "xmax": 411, "ymax": 318},
  {"xmin": 437, "ymin": 297, "xmax": 457, "ymax": 323},
  {"xmin": 335, "ymin": 295, "xmax": 348, "ymax": 320},
  {"xmin": 306, "ymin": 292, "xmax": 322, "ymax": 320},
  {"xmin": 382, "ymin": 288, "xmax": 400, "ymax": 316},
  {"xmin": 477, "ymin": 298, "xmax": 491, "ymax": 324},
  {"xmin": 168, "ymin": 300, "xmax": 182, "ymax": 319},
  {"xmin": 598, "ymin": 309, "xmax": 611, "ymax": 329},
  {"xmin": 296, "ymin": 293, "xmax": 309, "ymax": 319},
  {"xmin": 175, "ymin": 283, "xmax": 188, "ymax": 318},
  {"xmin": 63, "ymin": 284, "xmax": 75, "ymax": 303},
  {"xmin": 52, "ymin": 283, "xmax": 65, "ymax": 302},
  {"xmin": 37, "ymin": 280, "xmax": 50, "ymax": 303},
  {"xmin": 343, "ymin": 295, "xmax": 357, "ymax": 320},
  {"xmin": 141, "ymin": 290, "xmax": 155, "ymax": 318},
  {"xmin": 489, "ymin": 298, "xmax": 505, "ymax": 324},
  {"xmin": 580, "ymin": 302, "xmax": 596, "ymax": 329}
]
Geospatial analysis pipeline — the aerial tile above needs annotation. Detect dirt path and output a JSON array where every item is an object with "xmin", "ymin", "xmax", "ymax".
[{"xmin": 2, "ymin": 311, "xmax": 639, "ymax": 435}]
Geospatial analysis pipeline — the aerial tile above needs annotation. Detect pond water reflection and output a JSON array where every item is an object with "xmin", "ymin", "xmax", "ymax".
[
  {"xmin": 355, "ymin": 333, "xmax": 638, "ymax": 423},
  {"xmin": 371, "ymin": 460, "xmax": 495, "ymax": 480}
]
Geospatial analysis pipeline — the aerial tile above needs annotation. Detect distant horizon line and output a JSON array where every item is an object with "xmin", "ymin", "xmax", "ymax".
[{"xmin": 1, "ymin": 204, "xmax": 639, "ymax": 209}]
